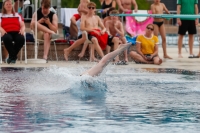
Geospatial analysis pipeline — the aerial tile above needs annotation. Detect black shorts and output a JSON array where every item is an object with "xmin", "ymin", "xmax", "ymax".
[
  {"xmin": 107, "ymin": 35, "xmax": 114, "ymax": 47},
  {"xmin": 178, "ymin": 20, "xmax": 196, "ymax": 35},
  {"xmin": 88, "ymin": 34, "xmax": 95, "ymax": 41}
]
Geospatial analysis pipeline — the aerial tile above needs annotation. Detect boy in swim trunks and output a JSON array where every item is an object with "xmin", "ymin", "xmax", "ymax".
[
  {"xmin": 151, "ymin": 0, "xmax": 172, "ymax": 59},
  {"xmin": 105, "ymin": 10, "xmax": 128, "ymax": 63},
  {"xmin": 81, "ymin": 2, "xmax": 120, "ymax": 62}
]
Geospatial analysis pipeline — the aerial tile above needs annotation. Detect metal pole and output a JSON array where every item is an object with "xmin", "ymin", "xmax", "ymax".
[{"xmin": 34, "ymin": 0, "xmax": 38, "ymax": 59}]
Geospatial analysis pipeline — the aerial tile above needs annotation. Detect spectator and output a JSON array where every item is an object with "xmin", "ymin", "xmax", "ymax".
[
  {"xmin": 99, "ymin": 0, "xmax": 116, "ymax": 19},
  {"xmin": 177, "ymin": 0, "xmax": 199, "ymax": 58},
  {"xmin": 129, "ymin": 24, "xmax": 162, "ymax": 65},
  {"xmin": 81, "ymin": 2, "xmax": 120, "ymax": 62},
  {"xmin": 30, "ymin": 0, "xmax": 59, "ymax": 62},
  {"xmin": 0, "ymin": 0, "xmax": 25, "ymax": 64},
  {"xmin": 151, "ymin": 0, "xmax": 172, "ymax": 59},
  {"xmin": 116, "ymin": 0, "xmax": 137, "ymax": 13},
  {"xmin": 105, "ymin": 10, "xmax": 128, "ymax": 63}
]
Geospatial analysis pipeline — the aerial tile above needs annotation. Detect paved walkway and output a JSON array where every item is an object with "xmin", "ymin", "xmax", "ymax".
[{"xmin": 1, "ymin": 46, "xmax": 200, "ymax": 72}]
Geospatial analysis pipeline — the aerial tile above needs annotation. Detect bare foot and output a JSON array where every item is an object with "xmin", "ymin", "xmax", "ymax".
[
  {"xmin": 178, "ymin": 54, "xmax": 183, "ymax": 58},
  {"xmin": 90, "ymin": 57, "xmax": 99, "ymax": 62},
  {"xmin": 64, "ymin": 49, "xmax": 70, "ymax": 61},
  {"xmin": 158, "ymin": 59, "xmax": 162, "ymax": 65},
  {"xmin": 164, "ymin": 55, "xmax": 172, "ymax": 59},
  {"xmin": 78, "ymin": 52, "xmax": 84, "ymax": 58}
]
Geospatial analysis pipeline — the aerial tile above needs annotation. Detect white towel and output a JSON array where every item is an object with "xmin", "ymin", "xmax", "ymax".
[{"xmin": 60, "ymin": 8, "xmax": 78, "ymax": 27}]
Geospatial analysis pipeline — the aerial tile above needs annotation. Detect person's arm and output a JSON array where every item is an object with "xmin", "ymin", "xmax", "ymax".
[
  {"xmin": 70, "ymin": 16, "xmax": 77, "ymax": 25},
  {"xmin": 163, "ymin": 3, "xmax": 170, "ymax": 14},
  {"xmin": 132, "ymin": 0, "xmax": 138, "ymax": 12},
  {"xmin": 151, "ymin": 44, "xmax": 158, "ymax": 57},
  {"xmin": 99, "ymin": 0, "xmax": 103, "ymax": 5},
  {"xmin": 45, "ymin": 14, "xmax": 58, "ymax": 33},
  {"xmin": 0, "ymin": 23, "xmax": 7, "ymax": 36},
  {"xmin": 105, "ymin": 21, "xmax": 111, "ymax": 35},
  {"xmin": 112, "ymin": 0, "xmax": 116, "ymax": 8},
  {"xmin": 114, "ymin": 22, "xmax": 124, "ymax": 36},
  {"xmin": 19, "ymin": 21, "xmax": 25, "ymax": 35},
  {"xmin": 136, "ymin": 42, "xmax": 146, "ymax": 59},
  {"xmin": 195, "ymin": 4, "xmax": 199, "ymax": 25},
  {"xmin": 98, "ymin": 16, "xmax": 106, "ymax": 33},
  {"xmin": 177, "ymin": 5, "xmax": 181, "ymax": 26},
  {"xmin": 78, "ymin": 3, "xmax": 88, "ymax": 14}
]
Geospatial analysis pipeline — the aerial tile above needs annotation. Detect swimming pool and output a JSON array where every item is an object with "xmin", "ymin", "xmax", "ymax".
[{"xmin": 0, "ymin": 66, "xmax": 200, "ymax": 133}]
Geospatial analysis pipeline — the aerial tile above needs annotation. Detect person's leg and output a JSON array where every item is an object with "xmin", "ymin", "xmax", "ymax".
[
  {"xmin": 153, "ymin": 56, "xmax": 162, "ymax": 65},
  {"xmin": 153, "ymin": 23, "xmax": 159, "ymax": 36},
  {"xmin": 81, "ymin": 43, "xmax": 131, "ymax": 77},
  {"xmin": 2, "ymin": 33, "xmax": 15, "ymax": 61},
  {"xmin": 78, "ymin": 42, "xmax": 89, "ymax": 58},
  {"xmin": 64, "ymin": 34, "xmax": 86, "ymax": 61},
  {"xmin": 13, "ymin": 33, "xmax": 25, "ymax": 60},
  {"xmin": 32, "ymin": 21, "xmax": 55, "ymax": 34},
  {"xmin": 159, "ymin": 24, "xmax": 172, "ymax": 59},
  {"xmin": 91, "ymin": 37, "xmax": 104, "ymax": 58},
  {"xmin": 178, "ymin": 35, "xmax": 184, "ymax": 58},
  {"xmin": 69, "ymin": 22, "xmax": 78, "ymax": 39},
  {"xmin": 129, "ymin": 51, "xmax": 151, "ymax": 64},
  {"xmin": 188, "ymin": 34, "xmax": 194, "ymax": 56},
  {"xmin": 111, "ymin": 37, "xmax": 120, "ymax": 62},
  {"xmin": 43, "ymin": 33, "xmax": 51, "ymax": 60},
  {"xmin": 121, "ymin": 37, "xmax": 128, "ymax": 62}
]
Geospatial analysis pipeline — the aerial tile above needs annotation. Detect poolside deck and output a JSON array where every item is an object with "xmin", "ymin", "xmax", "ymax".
[{"xmin": 1, "ymin": 46, "xmax": 200, "ymax": 72}]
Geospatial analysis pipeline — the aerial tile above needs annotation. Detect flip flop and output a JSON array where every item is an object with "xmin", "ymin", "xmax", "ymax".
[{"xmin": 188, "ymin": 55, "xmax": 199, "ymax": 58}]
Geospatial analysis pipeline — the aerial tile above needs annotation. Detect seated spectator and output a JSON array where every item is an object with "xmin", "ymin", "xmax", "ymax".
[
  {"xmin": 129, "ymin": 24, "xmax": 162, "ymax": 65},
  {"xmin": 103, "ymin": 7, "xmax": 115, "ymax": 26},
  {"xmin": 30, "ymin": 0, "xmax": 59, "ymax": 62},
  {"xmin": 99, "ymin": 0, "xmax": 116, "ymax": 19},
  {"xmin": 105, "ymin": 10, "xmax": 128, "ymax": 63},
  {"xmin": 64, "ymin": 18, "xmax": 104, "ymax": 62},
  {"xmin": 0, "ymin": 0, "xmax": 25, "ymax": 64},
  {"xmin": 81, "ymin": 2, "xmax": 120, "ymax": 62}
]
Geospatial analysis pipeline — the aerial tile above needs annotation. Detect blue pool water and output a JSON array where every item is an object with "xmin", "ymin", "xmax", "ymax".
[{"xmin": 0, "ymin": 66, "xmax": 200, "ymax": 133}]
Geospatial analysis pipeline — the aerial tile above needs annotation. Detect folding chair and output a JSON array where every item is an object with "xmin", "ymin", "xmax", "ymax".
[{"xmin": 0, "ymin": 33, "xmax": 27, "ymax": 64}]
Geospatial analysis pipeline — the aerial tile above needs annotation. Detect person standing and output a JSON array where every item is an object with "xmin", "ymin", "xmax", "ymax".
[
  {"xmin": 116, "ymin": 0, "xmax": 137, "ymax": 13},
  {"xmin": 151, "ymin": 0, "xmax": 172, "ymax": 59},
  {"xmin": 177, "ymin": 0, "xmax": 199, "ymax": 58},
  {"xmin": 99, "ymin": 0, "xmax": 116, "ymax": 19}
]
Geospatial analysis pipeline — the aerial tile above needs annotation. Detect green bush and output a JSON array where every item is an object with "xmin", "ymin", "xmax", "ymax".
[{"xmin": 61, "ymin": 0, "xmax": 150, "ymax": 10}]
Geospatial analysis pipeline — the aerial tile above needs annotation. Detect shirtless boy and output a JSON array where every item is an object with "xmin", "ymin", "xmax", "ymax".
[
  {"xmin": 81, "ymin": 2, "xmax": 120, "ymax": 62},
  {"xmin": 105, "ymin": 10, "xmax": 128, "ymax": 62},
  {"xmin": 116, "ymin": 0, "xmax": 138, "ymax": 13},
  {"xmin": 151, "ymin": 0, "xmax": 172, "ymax": 59}
]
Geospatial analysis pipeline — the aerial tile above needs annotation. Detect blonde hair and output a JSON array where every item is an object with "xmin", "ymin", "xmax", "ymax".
[
  {"xmin": 2, "ymin": 0, "xmax": 15, "ymax": 16},
  {"xmin": 87, "ymin": 2, "xmax": 96, "ymax": 8},
  {"xmin": 110, "ymin": 10, "xmax": 119, "ymax": 15}
]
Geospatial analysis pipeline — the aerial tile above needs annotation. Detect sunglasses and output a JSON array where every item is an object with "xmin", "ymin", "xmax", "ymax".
[
  {"xmin": 88, "ymin": 7, "xmax": 95, "ymax": 10},
  {"xmin": 146, "ymin": 27, "xmax": 154, "ymax": 31}
]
